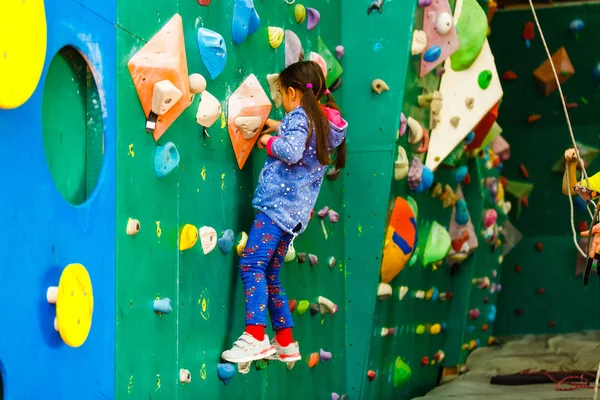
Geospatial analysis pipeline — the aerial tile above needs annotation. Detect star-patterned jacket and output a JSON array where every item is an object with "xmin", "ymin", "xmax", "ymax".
[{"xmin": 252, "ymin": 106, "xmax": 347, "ymax": 235}]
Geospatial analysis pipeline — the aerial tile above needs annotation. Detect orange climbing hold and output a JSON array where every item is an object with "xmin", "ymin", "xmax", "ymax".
[
  {"xmin": 519, "ymin": 164, "xmax": 529, "ymax": 179},
  {"xmin": 527, "ymin": 114, "xmax": 542, "ymax": 124},
  {"xmin": 127, "ymin": 14, "xmax": 192, "ymax": 141},
  {"xmin": 367, "ymin": 370, "xmax": 377, "ymax": 381},
  {"xmin": 534, "ymin": 47, "xmax": 575, "ymax": 96},
  {"xmin": 521, "ymin": 196, "xmax": 529, "ymax": 208},
  {"xmin": 481, "ymin": 324, "xmax": 489, "ymax": 332},
  {"xmin": 462, "ymin": 173, "xmax": 471, "ymax": 185},
  {"xmin": 380, "ymin": 197, "xmax": 417, "ymax": 284},
  {"xmin": 467, "ymin": 103, "xmax": 500, "ymax": 151},
  {"xmin": 288, "ymin": 299, "xmax": 297, "ymax": 313},
  {"xmin": 535, "ymin": 242, "xmax": 543, "ymax": 252},
  {"xmin": 308, "ymin": 352, "xmax": 319, "ymax": 368}
]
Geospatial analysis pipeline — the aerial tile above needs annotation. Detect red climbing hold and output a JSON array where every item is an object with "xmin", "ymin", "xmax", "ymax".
[
  {"xmin": 515, "ymin": 308, "xmax": 524, "ymax": 316},
  {"xmin": 527, "ymin": 114, "xmax": 542, "ymax": 124},
  {"xmin": 421, "ymin": 356, "xmax": 429, "ymax": 366},
  {"xmin": 548, "ymin": 320, "xmax": 557, "ymax": 327},
  {"xmin": 521, "ymin": 196, "xmax": 529, "ymax": 208},
  {"xmin": 566, "ymin": 102, "xmax": 578, "ymax": 109},
  {"xmin": 502, "ymin": 70, "xmax": 518, "ymax": 81},
  {"xmin": 579, "ymin": 221, "xmax": 589, "ymax": 232},
  {"xmin": 519, "ymin": 164, "xmax": 529, "ymax": 179},
  {"xmin": 462, "ymin": 173, "xmax": 471, "ymax": 185},
  {"xmin": 481, "ymin": 324, "xmax": 489, "ymax": 332},
  {"xmin": 446, "ymin": 292, "xmax": 453, "ymax": 301},
  {"xmin": 535, "ymin": 242, "xmax": 543, "ymax": 252},
  {"xmin": 522, "ymin": 21, "xmax": 535, "ymax": 42},
  {"xmin": 499, "ymin": 176, "xmax": 508, "ymax": 188},
  {"xmin": 198, "ymin": 0, "xmax": 211, "ymax": 4},
  {"xmin": 514, "ymin": 265, "xmax": 522, "ymax": 273},
  {"xmin": 289, "ymin": 299, "xmax": 297, "ymax": 313},
  {"xmin": 536, "ymin": 288, "xmax": 546, "ymax": 294},
  {"xmin": 484, "ymin": 297, "xmax": 489, "ymax": 303},
  {"xmin": 367, "ymin": 370, "xmax": 377, "ymax": 381}
]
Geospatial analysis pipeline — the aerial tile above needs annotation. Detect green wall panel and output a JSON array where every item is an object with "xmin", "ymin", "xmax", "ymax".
[{"xmin": 489, "ymin": 3, "xmax": 600, "ymax": 336}]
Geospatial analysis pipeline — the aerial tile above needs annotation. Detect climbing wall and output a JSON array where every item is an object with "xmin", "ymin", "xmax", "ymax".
[
  {"xmin": 491, "ymin": 3, "xmax": 600, "ymax": 335},
  {"xmin": 115, "ymin": 1, "xmax": 347, "ymax": 398},
  {"xmin": 0, "ymin": 0, "xmax": 116, "ymax": 398}
]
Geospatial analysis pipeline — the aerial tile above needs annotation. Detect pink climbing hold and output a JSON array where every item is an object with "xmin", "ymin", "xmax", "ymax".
[
  {"xmin": 399, "ymin": 113, "xmax": 407, "ymax": 137},
  {"xmin": 336, "ymin": 45, "xmax": 345, "ymax": 59},
  {"xmin": 320, "ymin": 348, "xmax": 332, "ymax": 361},
  {"xmin": 468, "ymin": 308, "xmax": 480, "ymax": 320},
  {"xmin": 328, "ymin": 209, "xmax": 339, "ymax": 223},
  {"xmin": 309, "ymin": 254, "xmax": 318, "ymax": 266},
  {"xmin": 332, "ymin": 394, "xmax": 340, "ymax": 400},
  {"xmin": 407, "ymin": 157, "xmax": 423, "ymax": 190}
]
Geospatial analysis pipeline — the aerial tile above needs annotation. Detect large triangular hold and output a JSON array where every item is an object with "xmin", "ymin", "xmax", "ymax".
[
  {"xmin": 425, "ymin": 40, "xmax": 503, "ymax": 171},
  {"xmin": 534, "ymin": 47, "xmax": 575, "ymax": 96},
  {"xmin": 317, "ymin": 37, "xmax": 343, "ymax": 88},
  {"xmin": 228, "ymin": 74, "xmax": 272, "ymax": 169},
  {"xmin": 505, "ymin": 179, "xmax": 534, "ymax": 219},
  {"xmin": 420, "ymin": 0, "xmax": 460, "ymax": 77},
  {"xmin": 551, "ymin": 141, "xmax": 600, "ymax": 172},
  {"xmin": 466, "ymin": 102, "xmax": 499, "ymax": 151},
  {"xmin": 128, "ymin": 14, "xmax": 192, "ymax": 141},
  {"xmin": 501, "ymin": 221, "xmax": 522, "ymax": 257}
]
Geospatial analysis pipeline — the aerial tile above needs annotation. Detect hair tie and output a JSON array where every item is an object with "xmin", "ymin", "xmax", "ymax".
[
  {"xmin": 324, "ymin": 89, "xmax": 330, "ymax": 95},
  {"xmin": 306, "ymin": 83, "xmax": 313, "ymax": 89}
]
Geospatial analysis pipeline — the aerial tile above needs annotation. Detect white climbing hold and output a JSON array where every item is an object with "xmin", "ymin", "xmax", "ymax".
[
  {"xmin": 234, "ymin": 116, "xmax": 263, "ymax": 139},
  {"xmin": 317, "ymin": 296, "xmax": 338, "ymax": 315},
  {"xmin": 378, "ymin": 283, "xmax": 393, "ymax": 300},
  {"xmin": 415, "ymin": 290, "xmax": 425, "ymax": 299},
  {"xmin": 399, "ymin": 286, "xmax": 409, "ymax": 300},
  {"xmin": 435, "ymin": 12, "xmax": 453, "ymax": 35},
  {"xmin": 407, "ymin": 117, "xmax": 424, "ymax": 144},
  {"xmin": 411, "ymin": 30, "xmax": 428, "ymax": 55},
  {"xmin": 189, "ymin": 73, "xmax": 207, "ymax": 94},
  {"xmin": 199, "ymin": 226, "xmax": 217, "ymax": 254},
  {"xmin": 152, "ymin": 80, "xmax": 183, "ymax": 116},
  {"xmin": 196, "ymin": 90, "xmax": 222, "ymax": 127},
  {"xmin": 395, "ymin": 146, "xmax": 409, "ymax": 181},
  {"xmin": 180, "ymin": 368, "xmax": 191, "ymax": 383},
  {"xmin": 267, "ymin": 73, "xmax": 282, "ymax": 108}
]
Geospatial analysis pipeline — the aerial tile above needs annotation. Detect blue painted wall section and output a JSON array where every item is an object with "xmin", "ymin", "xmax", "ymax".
[{"xmin": 0, "ymin": 0, "xmax": 116, "ymax": 398}]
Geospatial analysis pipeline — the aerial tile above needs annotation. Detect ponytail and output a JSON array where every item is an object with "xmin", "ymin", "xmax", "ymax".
[{"xmin": 320, "ymin": 86, "xmax": 346, "ymax": 170}]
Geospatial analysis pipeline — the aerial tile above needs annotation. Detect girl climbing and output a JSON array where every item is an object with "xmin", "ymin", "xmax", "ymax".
[{"xmin": 221, "ymin": 61, "xmax": 348, "ymax": 365}]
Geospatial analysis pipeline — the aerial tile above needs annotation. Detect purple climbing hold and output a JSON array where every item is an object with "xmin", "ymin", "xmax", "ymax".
[
  {"xmin": 399, "ymin": 113, "xmax": 407, "ymax": 137},
  {"xmin": 317, "ymin": 206, "xmax": 329, "ymax": 219},
  {"xmin": 407, "ymin": 157, "xmax": 423, "ymax": 191},
  {"xmin": 419, "ymin": 0, "xmax": 432, "ymax": 6},
  {"xmin": 332, "ymin": 394, "xmax": 340, "ymax": 400},
  {"xmin": 307, "ymin": 8, "xmax": 320, "ymax": 31},
  {"xmin": 320, "ymin": 348, "xmax": 333, "ymax": 361},
  {"xmin": 328, "ymin": 209, "xmax": 339, "ymax": 223}
]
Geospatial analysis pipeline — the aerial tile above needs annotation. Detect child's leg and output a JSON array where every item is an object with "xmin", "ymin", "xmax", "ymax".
[
  {"xmin": 240, "ymin": 212, "xmax": 286, "ymax": 340},
  {"xmin": 266, "ymin": 233, "xmax": 295, "ymax": 344}
]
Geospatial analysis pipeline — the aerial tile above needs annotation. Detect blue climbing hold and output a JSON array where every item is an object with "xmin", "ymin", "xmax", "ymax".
[
  {"xmin": 414, "ymin": 165, "xmax": 434, "ymax": 193},
  {"xmin": 197, "ymin": 28, "xmax": 227, "ymax": 80},
  {"xmin": 464, "ymin": 131, "xmax": 475, "ymax": 145},
  {"xmin": 218, "ymin": 363, "xmax": 236, "ymax": 385},
  {"xmin": 455, "ymin": 199, "xmax": 469, "ymax": 225},
  {"xmin": 453, "ymin": 166, "xmax": 468, "ymax": 183},
  {"xmin": 430, "ymin": 287, "xmax": 439, "ymax": 302},
  {"xmin": 466, "ymin": 325, "xmax": 475, "ymax": 333},
  {"xmin": 423, "ymin": 46, "xmax": 441, "ymax": 63},
  {"xmin": 574, "ymin": 196, "xmax": 587, "ymax": 213},
  {"xmin": 441, "ymin": 322, "xmax": 448, "ymax": 332},
  {"xmin": 155, "ymin": 142, "xmax": 180, "ymax": 178},
  {"xmin": 218, "ymin": 229, "xmax": 235, "ymax": 254},
  {"xmin": 232, "ymin": 0, "xmax": 260, "ymax": 45},
  {"xmin": 154, "ymin": 298, "xmax": 172, "ymax": 314},
  {"xmin": 569, "ymin": 19, "xmax": 584, "ymax": 34},
  {"xmin": 488, "ymin": 305, "xmax": 497, "ymax": 322}
]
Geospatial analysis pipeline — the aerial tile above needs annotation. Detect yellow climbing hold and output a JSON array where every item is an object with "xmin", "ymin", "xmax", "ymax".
[
  {"xmin": 236, "ymin": 231, "xmax": 248, "ymax": 256},
  {"xmin": 297, "ymin": 300, "xmax": 310, "ymax": 315},
  {"xmin": 220, "ymin": 112, "xmax": 226, "ymax": 129},
  {"xmin": 0, "ymin": 0, "xmax": 47, "ymax": 109},
  {"xmin": 156, "ymin": 221, "xmax": 162, "ymax": 238},
  {"xmin": 128, "ymin": 144, "xmax": 135, "ymax": 157},
  {"xmin": 180, "ymin": 224, "xmax": 199, "ymax": 251},
  {"xmin": 430, "ymin": 323, "xmax": 441, "ymax": 335},
  {"xmin": 295, "ymin": 4, "xmax": 306, "ymax": 23},
  {"xmin": 55, "ymin": 263, "xmax": 94, "ymax": 347},
  {"xmin": 221, "ymin": 173, "xmax": 226, "ymax": 190},
  {"xmin": 268, "ymin": 27, "xmax": 284, "ymax": 49},
  {"xmin": 200, "ymin": 363, "xmax": 207, "ymax": 380},
  {"xmin": 201, "ymin": 166, "xmax": 207, "ymax": 181},
  {"xmin": 415, "ymin": 324, "xmax": 426, "ymax": 335}
]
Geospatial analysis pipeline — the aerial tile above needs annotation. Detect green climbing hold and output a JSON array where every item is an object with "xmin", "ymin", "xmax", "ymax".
[
  {"xmin": 423, "ymin": 221, "xmax": 451, "ymax": 265},
  {"xmin": 318, "ymin": 37, "xmax": 344, "ymax": 88},
  {"xmin": 255, "ymin": 359, "xmax": 269, "ymax": 370},
  {"xmin": 297, "ymin": 300, "xmax": 310, "ymax": 315},
  {"xmin": 406, "ymin": 196, "xmax": 419, "ymax": 219},
  {"xmin": 393, "ymin": 357, "xmax": 412, "ymax": 387},
  {"xmin": 450, "ymin": 0, "xmax": 488, "ymax": 71},
  {"xmin": 409, "ymin": 251, "xmax": 419, "ymax": 267},
  {"xmin": 478, "ymin": 70, "xmax": 493, "ymax": 89}
]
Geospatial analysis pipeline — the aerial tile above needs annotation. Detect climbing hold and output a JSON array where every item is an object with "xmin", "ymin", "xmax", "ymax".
[
  {"xmin": 317, "ymin": 296, "xmax": 338, "ymax": 315},
  {"xmin": 328, "ymin": 209, "xmax": 340, "ymax": 223},
  {"xmin": 430, "ymin": 323, "xmax": 441, "ymax": 335},
  {"xmin": 320, "ymin": 349, "xmax": 332, "ymax": 361},
  {"xmin": 415, "ymin": 290, "xmax": 425, "ymax": 299},
  {"xmin": 426, "ymin": 287, "xmax": 439, "ymax": 301},
  {"xmin": 519, "ymin": 164, "xmax": 529, "ymax": 179},
  {"xmin": 469, "ymin": 339, "xmax": 479, "ymax": 350},
  {"xmin": 421, "ymin": 356, "xmax": 429, "ymax": 366},
  {"xmin": 535, "ymin": 242, "xmax": 543, "ymax": 252},
  {"xmin": 399, "ymin": 113, "xmax": 407, "ymax": 137},
  {"xmin": 196, "ymin": 90, "xmax": 222, "ymax": 128},
  {"xmin": 189, "ymin": 73, "xmax": 207, "ymax": 94},
  {"xmin": 381, "ymin": 197, "xmax": 417, "ymax": 284},
  {"xmin": 367, "ymin": 370, "xmax": 377, "ymax": 381},
  {"xmin": 285, "ymin": 239, "xmax": 297, "ymax": 262},
  {"xmin": 228, "ymin": 74, "xmax": 272, "ymax": 169},
  {"xmin": 151, "ymin": 80, "xmax": 183, "ymax": 116},
  {"xmin": 307, "ymin": 8, "xmax": 320, "ymax": 30},
  {"xmin": 180, "ymin": 224, "xmax": 199, "ymax": 251},
  {"xmin": 548, "ymin": 320, "xmax": 557, "ymax": 327},
  {"xmin": 514, "ymin": 265, "xmax": 522, "ymax": 273},
  {"xmin": 465, "ymin": 97, "xmax": 475, "ymax": 110},
  {"xmin": 295, "ymin": 4, "xmax": 306, "ymax": 23},
  {"xmin": 232, "ymin": 0, "xmax": 260, "ymax": 45},
  {"xmin": 423, "ymin": 46, "xmax": 441, "ymax": 63},
  {"xmin": 180, "ymin": 369, "xmax": 191, "ymax": 383},
  {"xmin": 327, "ymin": 167, "xmax": 341, "ymax": 180},
  {"xmin": 537, "ymin": 287, "xmax": 546, "ymax": 295},
  {"xmin": 268, "ymin": 27, "xmax": 284, "ymax": 49},
  {"xmin": 266, "ymin": 74, "xmax": 282, "ymax": 109},
  {"xmin": 371, "ymin": 79, "xmax": 389, "ymax": 95},
  {"xmin": 381, "ymin": 327, "xmax": 396, "ymax": 336},
  {"xmin": 309, "ymin": 303, "xmax": 319, "ymax": 316},
  {"xmin": 468, "ymin": 308, "xmax": 480, "ymax": 320},
  {"xmin": 534, "ymin": 47, "xmax": 575, "ymax": 96},
  {"xmin": 217, "ymin": 363, "xmax": 236, "ymax": 385},
  {"xmin": 423, "ymin": 221, "xmax": 451, "ymax": 265},
  {"xmin": 328, "ymin": 256, "xmax": 336, "ymax": 268},
  {"xmin": 309, "ymin": 254, "xmax": 318, "ymax": 266},
  {"xmin": 474, "ymin": 276, "xmax": 490, "ymax": 289},
  {"xmin": 197, "ymin": 28, "xmax": 227, "ymax": 80},
  {"xmin": 199, "ymin": 226, "xmax": 217, "ymax": 255},
  {"xmin": 434, "ymin": 350, "xmax": 445, "ymax": 362},
  {"xmin": 308, "ymin": 352, "xmax": 319, "ymax": 368},
  {"xmin": 415, "ymin": 324, "xmax": 426, "ymax": 335},
  {"xmin": 411, "ymin": 30, "xmax": 428, "ymax": 55},
  {"xmin": 218, "ymin": 229, "xmax": 235, "ymax": 255},
  {"xmin": 155, "ymin": 142, "xmax": 180, "ymax": 178},
  {"xmin": 435, "ymin": 12, "xmax": 453, "ymax": 35},
  {"xmin": 515, "ymin": 308, "xmax": 524, "ymax": 316},
  {"xmin": 126, "ymin": 218, "xmax": 141, "ymax": 236},
  {"xmin": 236, "ymin": 232, "xmax": 248, "ymax": 256},
  {"xmin": 154, "ymin": 298, "xmax": 172, "ymax": 314},
  {"xmin": 378, "ymin": 283, "xmax": 393, "ymax": 300},
  {"xmin": 450, "ymin": 116, "xmax": 460, "ymax": 128},
  {"xmin": 332, "ymin": 394, "xmax": 340, "ymax": 400},
  {"xmin": 407, "ymin": 117, "xmax": 423, "ymax": 144},
  {"xmin": 309, "ymin": 52, "xmax": 328, "ymax": 78},
  {"xmin": 399, "ymin": 286, "xmax": 409, "ymax": 300},
  {"xmin": 393, "ymin": 357, "xmax": 412, "ymax": 387},
  {"xmin": 235, "ymin": 116, "xmax": 264, "ymax": 139},
  {"xmin": 502, "ymin": 70, "xmax": 518, "ymax": 81},
  {"xmin": 297, "ymin": 252, "xmax": 307, "ymax": 263},
  {"xmin": 336, "ymin": 45, "xmax": 345, "ymax": 59},
  {"xmin": 289, "ymin": 300, "xmax": 297, "ymax": 313},
  {"xmin": 478, "ymin": 70, "xmax": 493, "ymax": 89},
  {"xmin": 451, "ymin": 0, "xmax": 488, "ymax": 71},
  {"xmin": 522, "ymin": 21, "xmax": 535, "ymax": 48},
  {"xmin": 455, "ymin": 200, "xmax": 469, "ymax": 225},
  {"xmin": 285, "ymin": 30, "xmax": 303, "ymax": 67},
  {"xmin": 453, "ymin": 166, "xmax": 468, "ymax": 183},
  {"xmin": 408, "ymin": 158, "xmax": 423, "ymax": 191},
  {"xmin": 395, "ymin": 146, "xmax": 409, "ymax": 181},
  {"xmin": 415, "ymin": 165, "xmax": 434, "ymax": 193},
  {"xmin": 297, "ymin": 300, "xmax": 310, "ymax": 315},
  {"xmin": 569, "ymin": 19, "xmax": 584, "ymax": 35}
]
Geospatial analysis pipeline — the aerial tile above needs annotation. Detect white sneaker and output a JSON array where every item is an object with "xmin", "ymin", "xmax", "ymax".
[
  {"xmin": 221, "ymin": 332, "xmax": 276, "ymax": 363},
  {"xmin": 267, "ymin": 338, "xmax": 302, "ymax": 362}
]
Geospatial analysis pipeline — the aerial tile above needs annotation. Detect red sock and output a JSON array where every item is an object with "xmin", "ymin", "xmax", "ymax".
[
  {"xmin": 246, "ymin": 325, "xmax": 265, "ymax": 341},
  {"xmin": 275, "ymin": 328, "xmax": 294, "ymax": 347}
]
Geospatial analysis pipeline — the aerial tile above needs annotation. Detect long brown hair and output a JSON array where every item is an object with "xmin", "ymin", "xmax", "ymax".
[
  {"xmin": 279, "ymin": 61, "xmax": 346, "ymax": 169},
  {"xmin": 321, "ymin": 86, "xmax": 346, "ymax": 170}
]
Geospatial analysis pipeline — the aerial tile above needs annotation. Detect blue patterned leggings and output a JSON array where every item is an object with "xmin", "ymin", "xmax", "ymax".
[{"xmin": 241, "ymin": 212, "xmax": 294, "ymax": 330}]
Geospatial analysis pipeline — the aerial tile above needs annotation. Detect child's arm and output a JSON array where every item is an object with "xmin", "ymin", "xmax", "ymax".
[
  {"xmin": 262, "ymin": 113, "xmax": 309, "ymax": 165},
  {"xmin": 562, "ymin": 148, "xmax": 579, "ymax": 195}
]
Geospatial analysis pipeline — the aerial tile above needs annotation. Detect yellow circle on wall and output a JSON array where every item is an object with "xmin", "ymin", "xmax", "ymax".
[
  {"xmin": 0, "ymin": 0, "xmax": 47, "ymax": 109},
  {"xmin": 56, "ymin": 263, "xmax": 94, "ymax": 348}
]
